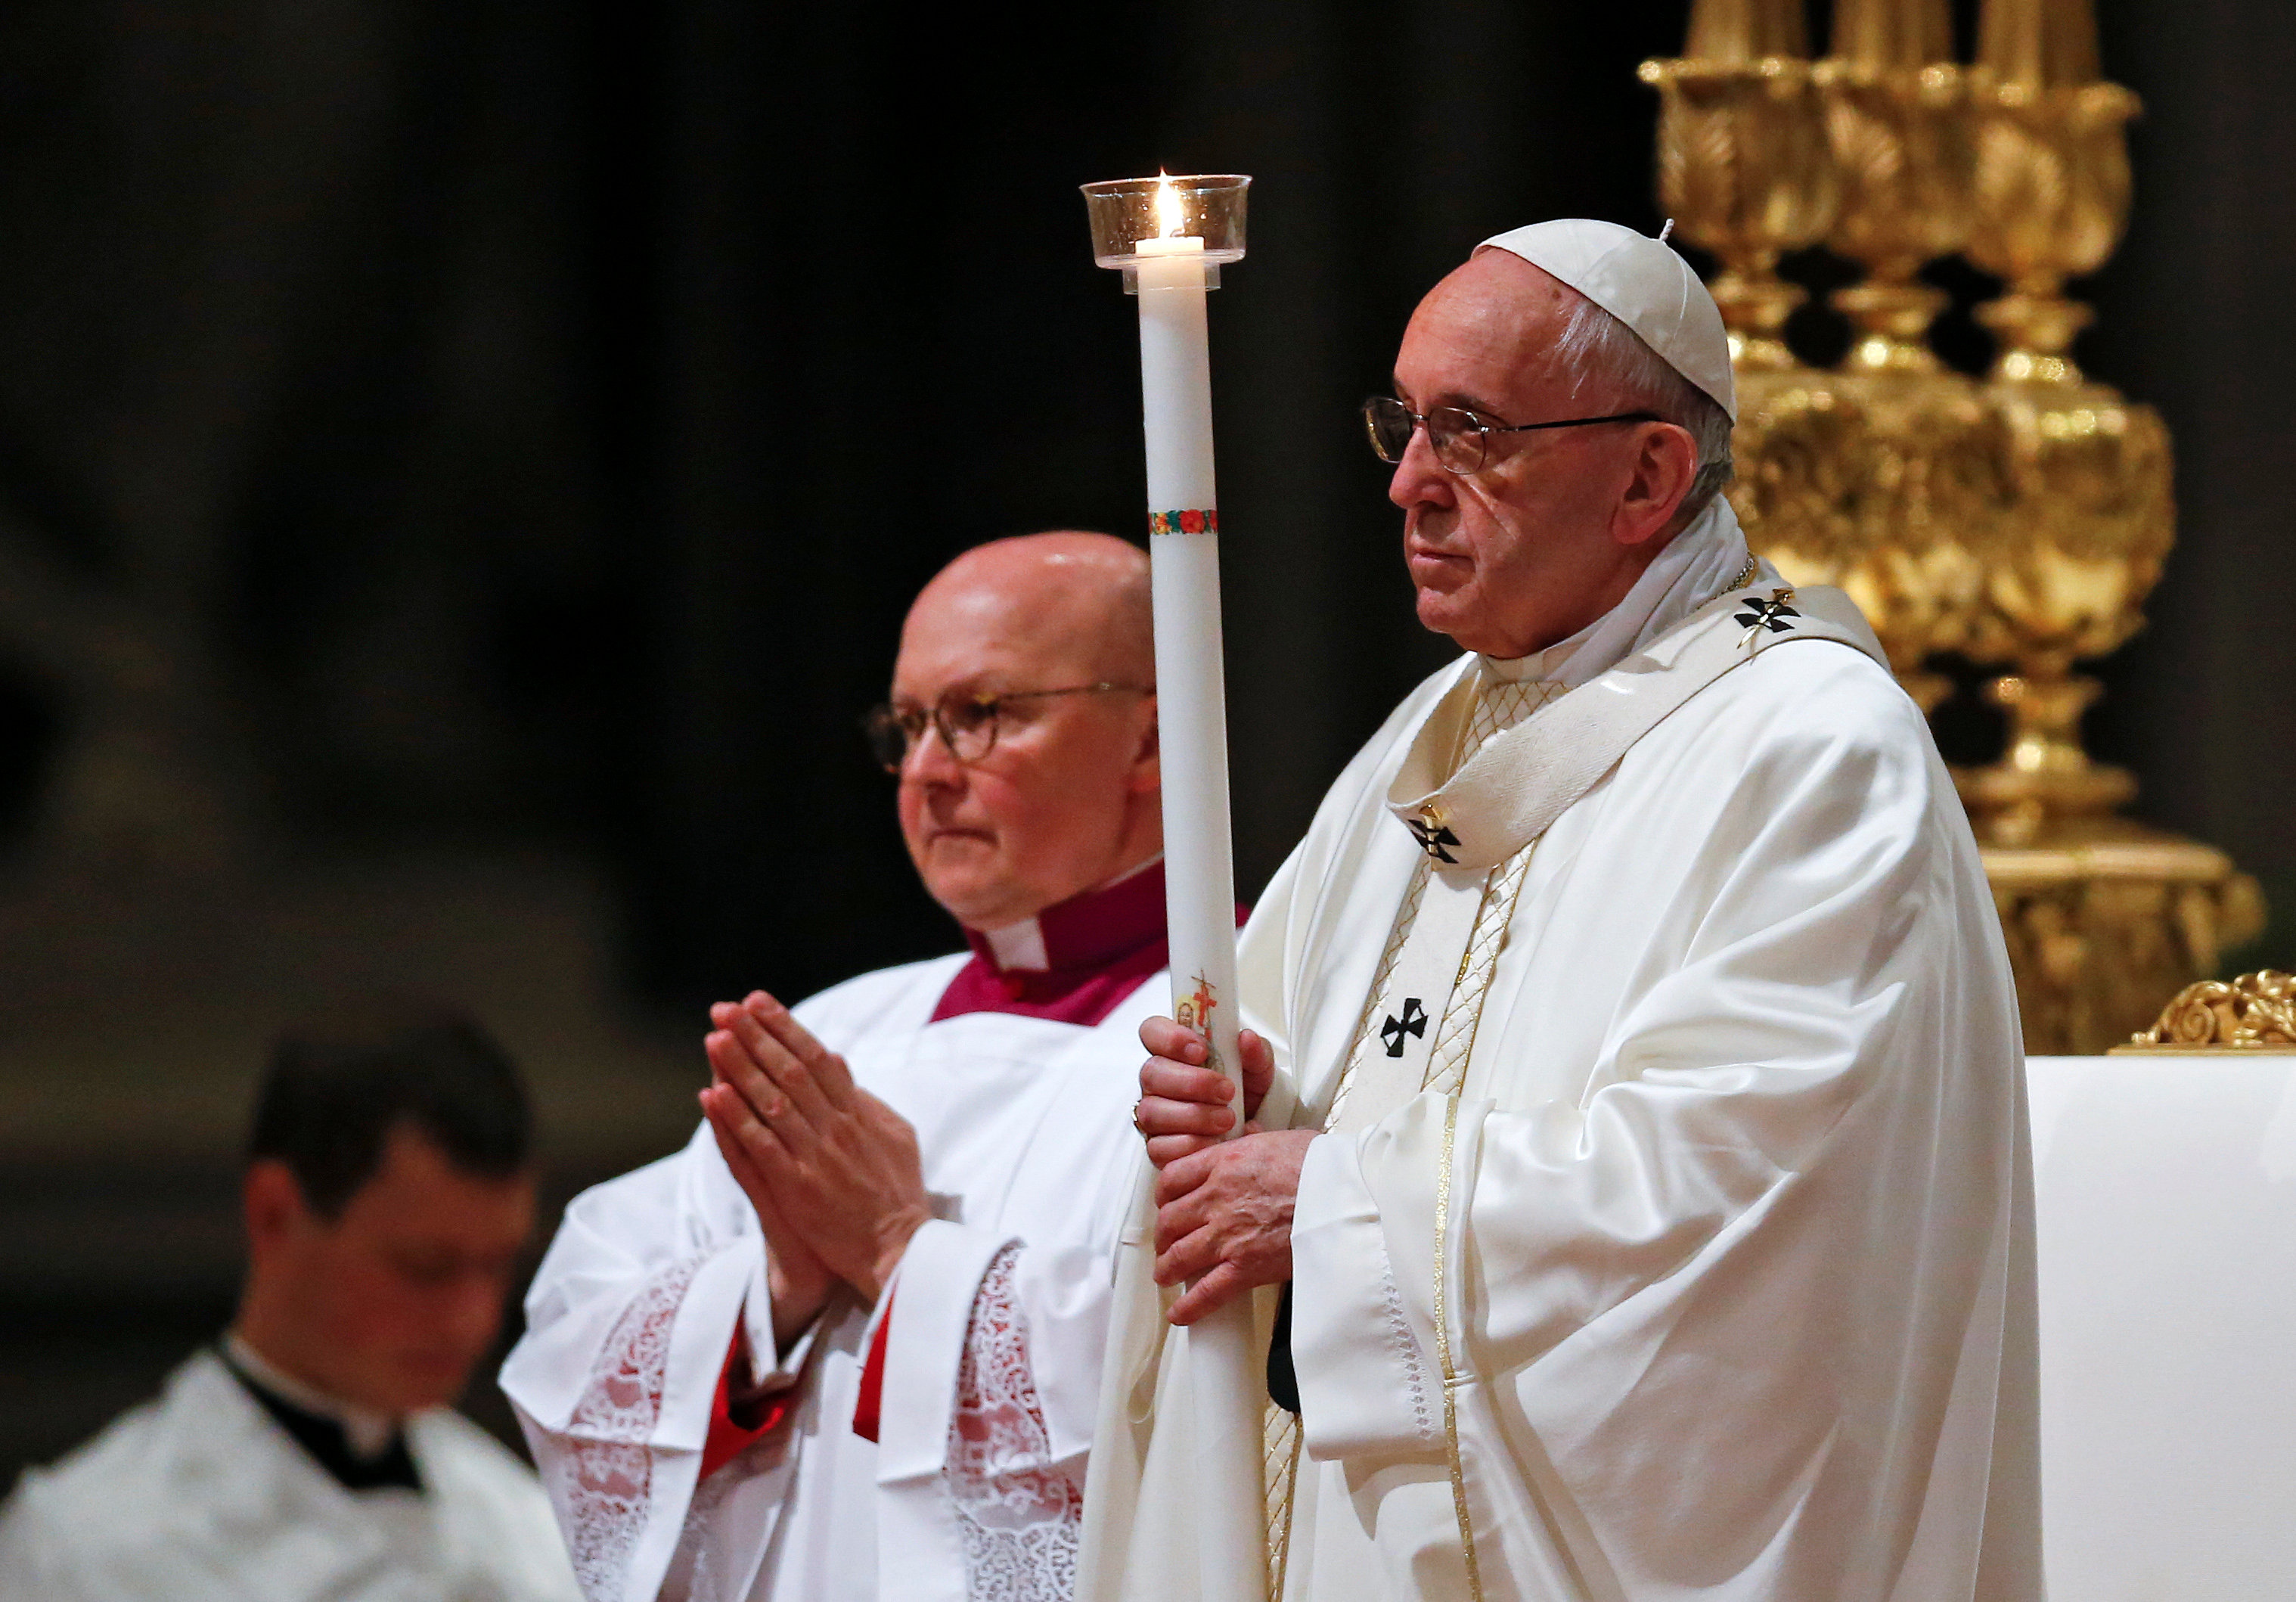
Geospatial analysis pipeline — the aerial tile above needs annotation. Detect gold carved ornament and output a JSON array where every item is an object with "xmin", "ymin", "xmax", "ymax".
[{"xmin": 2117, "ymin": 971, "xmax": 2296, "ymax": 1054}]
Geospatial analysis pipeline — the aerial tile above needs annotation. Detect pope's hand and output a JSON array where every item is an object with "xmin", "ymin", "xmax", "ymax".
[
  {"xmin": 1133, "ymin": 1016, "xmax": 1275, "ymax": 1169},
  {"xmin": 703, "ymin": 991, "xmax": 932, "ymax": 1312},
  {"xmin": 1152, "ymin": 1128, "xmax": 1316, "ymax": 1325}
]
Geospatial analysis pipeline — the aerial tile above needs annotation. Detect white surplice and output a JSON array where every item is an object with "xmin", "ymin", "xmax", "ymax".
[
  {"xmin": 502, "ymin": 953, "xmax": 1160, "ymax": 1602},
  {"xmin": 1081, "ymin": 498, "xmax": 2041, "ymax": 1602},
  {"xmin": 0, "ymin": 1349, "xmax": 581, "ymax": 1602}
]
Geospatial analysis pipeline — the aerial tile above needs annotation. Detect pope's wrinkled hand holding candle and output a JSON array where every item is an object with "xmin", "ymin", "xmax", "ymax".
[{"xmin": 1079, "ymin": 169, "xmax": 1261, "ymax": 1602}]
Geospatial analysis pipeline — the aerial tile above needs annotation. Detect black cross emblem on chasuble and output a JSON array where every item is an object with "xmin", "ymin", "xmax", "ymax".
[
  {"xmin": 1381, "ymin": 997, "xmax": 1429, "ymax": 1058},
  {"xmin": 1734, "ymin": 593, "xmax": 1801, "ymax": 647},
  {"xmin": 1406, "ymin": 815, "xmax": 1461, "ymax": 863}
]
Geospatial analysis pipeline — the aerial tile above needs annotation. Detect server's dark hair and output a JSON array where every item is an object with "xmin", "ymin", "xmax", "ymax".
[{"xmin": 249, "ymin": 1001, "xmax": 533, "ymax": 1219}]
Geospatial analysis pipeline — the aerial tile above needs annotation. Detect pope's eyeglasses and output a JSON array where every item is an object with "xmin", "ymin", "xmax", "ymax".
[
  {"xmin": 1362, "ymin": 396, "xmax": 1666, "ymax": 476},
  {"xmin": 863, "ymin": 683, "xmax": 1153, "ymax": 773}
]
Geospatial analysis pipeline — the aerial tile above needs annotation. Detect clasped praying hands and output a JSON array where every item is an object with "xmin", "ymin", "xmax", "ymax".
[
  {"xmin": 701, "ymin": 992, "xmax": 932, "ymax": 1348},
  {"xmin": 1132, "ymin": 1014, "xmax": 1316, "ymax": 1327}
]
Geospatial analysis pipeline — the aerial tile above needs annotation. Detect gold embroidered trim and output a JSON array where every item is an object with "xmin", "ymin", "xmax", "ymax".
[
  {"xmin": 1432, "ymin": 1092, "xmax": 1484, "ymax": 1601},
  {"xmin": 1263, "ymin": 1402, "xmax": 1304, "ymax": 1600}
]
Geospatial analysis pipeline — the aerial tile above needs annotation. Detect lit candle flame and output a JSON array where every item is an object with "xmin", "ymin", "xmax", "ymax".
[{"xmin": 1153, "ymin": 170, "xmax": 1187, "ymax": 239}]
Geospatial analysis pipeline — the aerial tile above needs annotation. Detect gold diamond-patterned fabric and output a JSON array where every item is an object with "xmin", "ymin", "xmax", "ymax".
[
  {"xmin": 1265, "ymin": 840, "xmax": 1537, "ymax": 1585},
  {"xmin": 1267, "ymin": 826, "xmax": 1432, "ymax": 1583},
  {"xmin": 1263, "ymin": 1402, "xmax": 1302, "ymax": 1600},
  {"xmin": 1457, "ymin": 673, "xmax": 1567, "ymax": 768},
  {"xmin": 1422, "ymin": 837, "xmax": 1537, "ymax": 1098}
]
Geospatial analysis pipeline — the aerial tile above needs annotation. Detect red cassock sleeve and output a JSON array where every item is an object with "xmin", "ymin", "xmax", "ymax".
[
  {"xmin": 850, "ymin": 1289, "xmax": 895, "ymax": 1443},
  {"xmin": 700, "ymin": 1330, "xmax": 796, "ymax": 1480}
]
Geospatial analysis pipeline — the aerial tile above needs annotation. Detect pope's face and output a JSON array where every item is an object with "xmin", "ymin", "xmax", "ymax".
[
  {"xmin": 249, "ymin": 1127, "xmax": 534, "ymax": 1414},
  {"xmin": 1388, "ymin": 252, "xmax": 1688, "ymax": 659},
  {"xmin": 889, "ymin": 553, "xmax": 1159, "ymax": 931}
]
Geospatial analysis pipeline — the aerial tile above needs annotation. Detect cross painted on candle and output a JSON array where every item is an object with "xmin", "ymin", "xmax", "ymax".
[{"xmin": 1174, "ymin": 971, "xmax": 1220, "ymax": 1034}]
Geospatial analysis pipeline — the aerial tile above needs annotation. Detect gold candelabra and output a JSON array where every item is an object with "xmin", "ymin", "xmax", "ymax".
[
  {"xmin": 1959, "ymin": 0, "xmax": 2167, "ymax": 840},
  {"xmin": 1644, "ymin": 0, "xmax": 2265, "ymax": 1053}
]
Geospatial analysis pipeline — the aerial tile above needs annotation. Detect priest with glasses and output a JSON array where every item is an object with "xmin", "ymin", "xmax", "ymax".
[
  {"xmin": 507, "ymin": 532, "xmax": 1181, "ymax": 1602},
  {"xmin": 1086, "ymin": 221, "xmax": 2041, "ymax": 1602}
]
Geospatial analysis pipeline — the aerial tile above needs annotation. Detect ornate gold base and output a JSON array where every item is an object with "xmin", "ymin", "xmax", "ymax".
[
  {"xmin": 1983, "ymin": 818, "xmax": 2267, "ymax": 1055},
  {"xmin": 2111, "ymin": 970, "xmax": 2296, "ymax": 1053}
]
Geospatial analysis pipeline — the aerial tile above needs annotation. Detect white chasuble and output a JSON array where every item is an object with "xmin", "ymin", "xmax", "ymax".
[
  {"xmin": 1079, "ymin": 498, "xmax": 2041, "ymax": 1602},
  {"xmin": 504, "ymin": 930, "xmax": 1167, "ymax": 1602}
]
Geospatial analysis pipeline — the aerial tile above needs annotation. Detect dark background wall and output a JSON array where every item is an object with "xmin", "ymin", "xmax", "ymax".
[{"xmin": 0, "ymin": 0, "xmax": 2288, "ymax": 1476}]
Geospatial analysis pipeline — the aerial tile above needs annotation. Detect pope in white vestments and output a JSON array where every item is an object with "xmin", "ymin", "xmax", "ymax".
[
  {"xmin": 503, "ymin": 533, "xmax": 1185, "ymax": 1602},
  {"xmin": 1090, "ymin": 222, "xmax": 2041, "ymax": 1602}
]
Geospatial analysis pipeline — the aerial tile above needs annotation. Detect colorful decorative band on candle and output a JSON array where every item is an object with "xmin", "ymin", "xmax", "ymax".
[{"xmin": 1148, "ymin": 508, "xmax": 1219, "ymax": 536}]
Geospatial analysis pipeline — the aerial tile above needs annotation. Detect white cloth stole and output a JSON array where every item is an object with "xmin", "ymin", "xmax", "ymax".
[
  {"xmin": 1385, "ymin": 583, "xmax": 1885, "ymax": 874},
  {"xmin": 1325, "ymin": 861, "xmax": 1489, "ymax": 1137},
  {"xmin": 1317, "ymin": 673, "xmax": 1566, "ymax": 1139}
]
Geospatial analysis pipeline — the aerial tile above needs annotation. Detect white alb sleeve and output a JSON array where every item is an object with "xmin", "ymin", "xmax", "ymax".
[
  {"xmin": 501, "ymin": 1161, "xmax": 766, "ymax": 1602},
  {"xmin": 873, "ymin": 1219, "xmax": 1115, "ymax": 1602}
]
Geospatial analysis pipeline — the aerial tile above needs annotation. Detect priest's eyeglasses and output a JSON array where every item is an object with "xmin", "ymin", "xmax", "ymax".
[
  {"xmin": 863, "ymin": 683, "xmax": 1153, "ymax": 773},
  {"xmin": 1362, "ymin": 396, "xmax": 1665, "ymax": 476}
]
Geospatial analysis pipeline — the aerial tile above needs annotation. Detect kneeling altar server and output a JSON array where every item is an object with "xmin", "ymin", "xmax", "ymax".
[
  {"xmin": 506, "ymin": 532, "xmax": 1178, "ymax": 1602},
  {"xmin": 1089, "ymin": 221, "xmax": 2041, "ymax": 1602}
]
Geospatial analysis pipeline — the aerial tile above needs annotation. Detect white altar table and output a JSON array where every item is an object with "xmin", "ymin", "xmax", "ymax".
[{"xmin": 2028, "ymin": 1054, "xmax": 2296, "ymax": 1600}]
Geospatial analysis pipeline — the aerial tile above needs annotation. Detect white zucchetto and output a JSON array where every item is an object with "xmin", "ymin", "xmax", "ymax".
[{"xmin": 1477, "ymin": 218, "xmax": 1736, "ymax": 421}]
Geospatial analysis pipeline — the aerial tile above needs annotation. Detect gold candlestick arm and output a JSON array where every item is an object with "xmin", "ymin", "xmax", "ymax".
[
  {"xmin": 1641, "ymin": 0, "xmax": 1834, "ymax": 375},
  {"xmin": 1978, "ymin": 0, "xmax": 2101, "ymax": 89},
  {"xmin": 1775, "ymin": 0, "xmax": 1993, "ymax": 702},
  {"xmin": 1652, "ymin": 0, "xmax": 1976, "ymax": 711},
  {"xmin": 1832, "ymin": 0, "xmax": 1953, "ymax": 71},
  {"xmin": 1952, "ymin": 0, "xmax": 2168, "ymax": 866},
  {"xmin": 1966, "ymin": 0, "xmax": 2136, "ymax": 383},
  {"xmin": 1816, "ymin": 0, "xmax": 1969, "ymax": 376},
  {"xmin": 1685, "ymin": 0, "xmax": 1807, "ymax": 61},
  {"xmin": 1817, "ymin": 1, "xmax": 1968, "ymax": 376}
]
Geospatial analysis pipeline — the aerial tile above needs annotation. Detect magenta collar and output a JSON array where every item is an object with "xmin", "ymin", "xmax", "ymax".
[{"xmin": 932, "ymin": 862, "xmax": 1174, "ymax": 1028}]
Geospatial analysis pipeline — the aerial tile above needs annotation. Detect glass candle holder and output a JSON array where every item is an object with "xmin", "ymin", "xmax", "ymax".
[{"xmin": 1081, "ymin": 174, "xmax": 1250, "ymax": 291}]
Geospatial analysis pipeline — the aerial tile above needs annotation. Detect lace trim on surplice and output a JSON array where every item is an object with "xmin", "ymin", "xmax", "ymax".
[
  {"xmin": 547, "ymin": 1253, "xmax": 707, "ymax": 1601},
  {"xmin": 947, "ymin": 1242, "xmax": 1081, "ymax": 1602}
]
